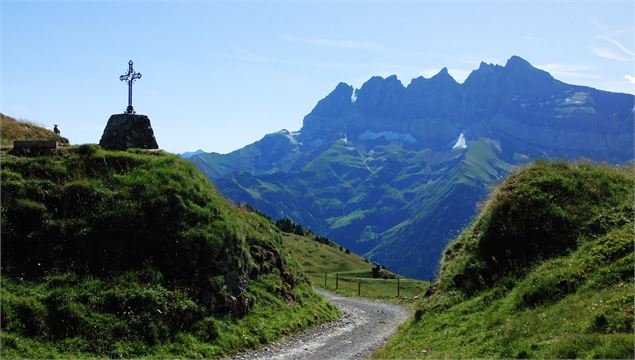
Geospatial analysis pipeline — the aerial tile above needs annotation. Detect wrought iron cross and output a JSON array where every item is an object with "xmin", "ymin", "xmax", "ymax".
[{"xmin": 119, "ymin": 60, "xmax": 142, "ymax": 114}]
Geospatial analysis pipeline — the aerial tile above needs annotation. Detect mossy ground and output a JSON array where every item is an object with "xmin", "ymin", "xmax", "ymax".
[{"xmin": 372, "ymin": 161, "xmax": 634, "ymax": 359}]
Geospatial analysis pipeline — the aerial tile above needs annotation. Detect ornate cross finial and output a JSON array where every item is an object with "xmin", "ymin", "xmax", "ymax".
[{"xmin": 119, "ymin": 60, "xmax": 142, "ymax": 114}]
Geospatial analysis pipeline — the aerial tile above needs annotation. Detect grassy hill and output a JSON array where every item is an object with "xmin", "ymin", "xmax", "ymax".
[
  {"xmin": 372, "ymin": 161, "xmax": 634, "ymax": 359},
  {"xmin": 280, "ymin": 229, "xmax": 429, "ymax": 301},
  {"xmin": 0, "ymin": 113, "xmax": 68, "ymax": 147},
  {"xmin": 0, "ymin": 145, "xmax": 337, "ymax": 358},
  {"xmin": 281, "ymin": 232, "xmax": 370, "ymax": 274}
]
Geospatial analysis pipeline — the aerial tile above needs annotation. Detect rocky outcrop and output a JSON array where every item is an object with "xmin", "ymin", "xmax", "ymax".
[{"xmin": 99, "ymin": 114, "xmax": 159, "ymax": 150}]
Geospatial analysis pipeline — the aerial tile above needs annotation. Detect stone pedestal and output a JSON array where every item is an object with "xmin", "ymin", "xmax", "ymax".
[{"xmin": 99, "ymin": 114, "xmax": 159, "ymax": 150}]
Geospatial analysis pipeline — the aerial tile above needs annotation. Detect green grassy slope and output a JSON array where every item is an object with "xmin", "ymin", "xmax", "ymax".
[
  {"xmin": 367, "ymin": 139, "xmax": 511, "ymax": 277},
  {"xmin": 372, "ymin": 161, "xmax": 634, "ymax": 359},
  {"xmin": 281, "ymin": 232, "xmax": 370, "ymax": 274},
  {"xmin": 0, "ymin": 145, "xmax": 337, "ymax": 358},
  {"xmin": 0, "ymin": 113, "xmax": 69, "ymax": 147},
  {"xmin": 281, "ymin": 231, "xmax": 429, "ymax": 301},
  {"xmin": 212, "ymin": 138, "xmax": 511, "ymax": 279}
]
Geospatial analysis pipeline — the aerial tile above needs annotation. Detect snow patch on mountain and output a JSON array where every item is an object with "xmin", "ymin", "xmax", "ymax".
[
  {"xmin": 452, "ymin": 133, "xmax": 467, "ymax": 149},
  {"xmin": 275, "ymin": 129, "xmax": 300, "ymax": 145},
  {"xmin": 358, "ymin": 130, "xmax": 417, "ymax": 144}
]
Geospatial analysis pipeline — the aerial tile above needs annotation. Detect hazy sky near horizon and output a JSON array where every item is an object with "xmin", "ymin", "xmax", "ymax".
[{"xmin": 2, "ymin": 1, "xmax": 634, "ymax": 154}]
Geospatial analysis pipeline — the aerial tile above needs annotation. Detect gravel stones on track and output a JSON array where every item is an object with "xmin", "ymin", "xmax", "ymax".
[{"xmin": 230, "ymin": 288, "xmax": 410, "ymax": 360}]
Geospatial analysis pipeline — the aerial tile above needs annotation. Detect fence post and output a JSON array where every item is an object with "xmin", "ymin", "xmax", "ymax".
[
  {"xmin": 336, "ymin": 273, "xmax": 339, "ymax": 290},
  {"xmin": 357, "ymin": 280, "xmax": 361, "ymax": 296},
  {"xmin": 324, "ymin": 272, "xmax": 327, "ymax": 288},
  {"xmin": 397, "ymin": 276, "xmax": 400, "ymax": 298}
]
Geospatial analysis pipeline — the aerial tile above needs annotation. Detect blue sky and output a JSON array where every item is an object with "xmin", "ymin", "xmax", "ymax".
[{"xmin": 2, "ymin": 1, "xmax": 633, "ymax": 154}]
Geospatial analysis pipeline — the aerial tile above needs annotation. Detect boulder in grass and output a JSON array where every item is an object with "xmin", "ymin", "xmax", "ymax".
[{"xmin": 99, "ymin": 114, "xmax": 158, "ymax": 150}]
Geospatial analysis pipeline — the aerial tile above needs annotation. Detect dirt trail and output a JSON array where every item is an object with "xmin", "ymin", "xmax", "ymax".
[{"xmin": 230, "ymin": 288, "xmax": 410, "ymax": 360}]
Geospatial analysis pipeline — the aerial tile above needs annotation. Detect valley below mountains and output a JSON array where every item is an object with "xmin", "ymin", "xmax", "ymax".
[{"xmin": 186, "ymin": 55, "xmax": 634, "ymax": 279}]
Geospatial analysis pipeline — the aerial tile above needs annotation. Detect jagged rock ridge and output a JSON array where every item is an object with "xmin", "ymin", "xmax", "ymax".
[{"xmin": 186, "ymin": 56, "xmax": 634, "ymax": 279}]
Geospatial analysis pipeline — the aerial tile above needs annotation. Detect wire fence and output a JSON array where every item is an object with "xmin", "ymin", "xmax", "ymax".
[{"xmin": 307, "ymin": 272, "xmax": 430, "ymax": 299}]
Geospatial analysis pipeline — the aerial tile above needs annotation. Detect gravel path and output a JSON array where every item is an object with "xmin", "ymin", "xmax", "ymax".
[{"xmin": 229, "ymin": 288, "xmax": 410, "ymax": 360}]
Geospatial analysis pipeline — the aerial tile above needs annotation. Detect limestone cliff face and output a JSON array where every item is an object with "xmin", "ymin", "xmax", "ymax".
[
  {"xmin": 300, "ymin": 56, "xmax": 634, "ymax": 162},
  {"xmin": 99, "ymin": 114, "xmax": 159, "ymax": 150}
]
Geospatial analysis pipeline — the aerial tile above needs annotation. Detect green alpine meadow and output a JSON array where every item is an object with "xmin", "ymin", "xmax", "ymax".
[{"xmin": 372, "ymin": 161, "xmax": 634, "ymax": 359}]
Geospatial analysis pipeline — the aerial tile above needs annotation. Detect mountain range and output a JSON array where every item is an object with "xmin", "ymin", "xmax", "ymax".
[{"xmin": 185, "ymin": 55, "xmax": 634, "ymax": 279}]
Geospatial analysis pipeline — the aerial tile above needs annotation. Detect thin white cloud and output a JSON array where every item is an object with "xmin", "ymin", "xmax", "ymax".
[
  {"xmin": 592, "ymin": 35, "xmax": 635, "ymax": 61},
  {"xmin": 214, "ymin": 48, "xmax": 397, "ymax": 72},
  {"xmin": 600, "ymin": 36, "xmax": 635, "ymax": 57},
  {"xmin": 537, "ymin": 63, "xmax": 601, "ymax": 79},
  {"xmin": 592, "ymin": 47, "xmax": 631, "ymax": 62},
  {"xmin": 625, "ymin": 75, "xmax": 635, "ymax": 84},
  {"xmin": 525, "ymin": 35, "xmax": 542, "ymax": 44},
  {"xmin": 283, "ymin": 35, "xmax": 385, "ymax": 51},
  {"xmin": 214, "ymin": 47, "xmax": 274, "ymax": 63}
]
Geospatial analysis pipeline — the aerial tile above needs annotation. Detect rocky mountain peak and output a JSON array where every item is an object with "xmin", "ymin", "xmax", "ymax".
[
  {"xmin": 406, "ymin": 68, "xmax": 458, "ymax": 91},
  {"xmin": 308, "ymin": 82, "xmax": 354, "ymax": 117},
  {"xmin": 355, "ymin": 75, "xmax": 405, "ymax": 115},
  {"xmin": 503, "ymin": 55, "xmax": 553, "ymax": 80},
  {"xmin": 333, "ymin": 81, "xmax": 354, "ymax": 93},
  {"xmin": 505, "ymin": 55, "xmax": 532, "ymax": 69},
  {"xmin": 358, "ymin": 75, "xmax": 404, "ymax": 93},
  {"xmin": 432, "ymin": 67, "xmax": 450, "ymax": 78},
  {"xmin": 463, "ymin": 56, "xmax": 555, "ymax": 95},
  {"xmin": 429, "ymin": 67, "xmax": 459, "ymax": 86}
]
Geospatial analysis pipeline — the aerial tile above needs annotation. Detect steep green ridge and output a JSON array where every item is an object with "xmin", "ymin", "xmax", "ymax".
[
  {"xmin": 214, "ymin": 138, "xmax": 511, "ymax": 279},
  {"xmin": 372, "ymin": 161, "xmax": 634, "ymax": 359},
  {"xmin": 0, "ymin": 113, "xmax": 69, "ymax": 147},
  {"xmin": 0, "ymin": 146, "xmax": 337, "ymax": 358}
]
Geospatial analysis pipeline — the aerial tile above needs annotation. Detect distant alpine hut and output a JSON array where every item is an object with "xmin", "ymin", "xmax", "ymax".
[{"xmin": 99, "ymin": 60, "xmax": 159, "ymax": 150}]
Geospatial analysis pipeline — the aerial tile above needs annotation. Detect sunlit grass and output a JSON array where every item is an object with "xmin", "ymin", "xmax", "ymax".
[{"xmin": 372, "ymin": 161, "xmax": 634, "ymax": 359}]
